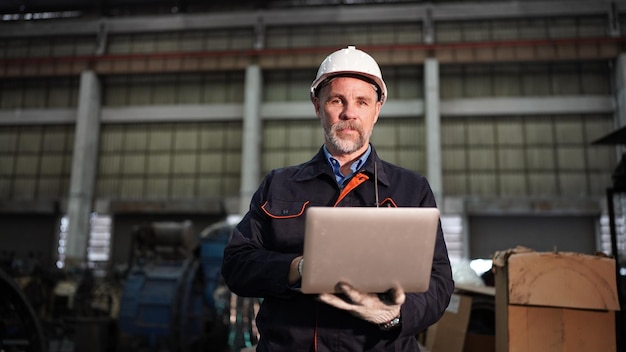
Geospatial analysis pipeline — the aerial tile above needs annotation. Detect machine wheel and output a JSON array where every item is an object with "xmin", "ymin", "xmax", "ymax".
[{"xmin": 0, "ymin": 269, "xmax": 47, "ymax": 352}]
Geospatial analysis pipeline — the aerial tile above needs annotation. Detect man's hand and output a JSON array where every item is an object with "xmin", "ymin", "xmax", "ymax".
[{"xmin": 317, "ymin": 282, "xmax": 405, "ymax": 324}]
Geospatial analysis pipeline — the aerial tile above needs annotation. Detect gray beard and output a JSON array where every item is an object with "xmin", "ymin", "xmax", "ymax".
[{"xmin": 323, "ymin": 120, "xmax": 372, "ymax": 155}]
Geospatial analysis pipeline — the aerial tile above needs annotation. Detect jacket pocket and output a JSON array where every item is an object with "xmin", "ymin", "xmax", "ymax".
[{"xmin": 261, "ymin": 200, "xmax": 310, "ymax": 219}]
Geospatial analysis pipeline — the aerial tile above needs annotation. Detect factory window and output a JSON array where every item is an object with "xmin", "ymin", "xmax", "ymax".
[
  {"xmin": 106, "ymin": 27, "xmax": 254, "ymax": 55},
  {"xmin": 102, "ymin": 72, "xmax": 245, "ymax": 106},
  {"xmin": 442, "ymin": 114, "xmax": 616, "ymax": 197},
  {"xmin": 0, "ymin": 77, "xmax": 79, "ymax": 109},
  {"xmin": 265, "ymin": 22, "xmax": 421, "ymax": 49},
  {"xmin": 600, "ymin": 212, "xmax": 626, "ymax": 271},
  {"xmin": 440, "ymin": 61, "xmax": 611, "ymax": 99},
  {"xmin": 0, "ymin": 125, "xmax": 73, "ymax": 200},
  {"xmin": 97, "ymin": 122, "xmax": 242, "ymax": 199},
  {"xmin": 436, "ymin": 15, "xmax": 607, "ymax": 43},
  {"xmin": 57, "ymin": 213, "xmax": 111, "ymax": 277}
]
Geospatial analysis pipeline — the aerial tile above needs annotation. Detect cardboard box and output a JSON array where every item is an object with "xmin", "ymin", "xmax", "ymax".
[
  {"xmin": 456, "ymin": 283, "xmax": 496, "ymax": 352},
  {"xmin": 463, "ymin": 333, "xmax": 495, "ymax": 352},
  {"xmin": 425, "ymin": 293, "xmax": 473, "ymax": 352},
  {"xmin": 493, "ymin": 247, "xmax": 620, "ymax": 352}
]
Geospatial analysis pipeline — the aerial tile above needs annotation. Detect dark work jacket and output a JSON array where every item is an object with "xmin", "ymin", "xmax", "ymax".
[{"xmin": 221, "ymin": 145, "xmax": 454, "ymax": 352}]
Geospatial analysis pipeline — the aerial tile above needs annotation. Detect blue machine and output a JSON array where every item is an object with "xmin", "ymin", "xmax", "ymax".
[{"xmin": 118, "ymin": 220, "xmax": 231, "ymax": 352}]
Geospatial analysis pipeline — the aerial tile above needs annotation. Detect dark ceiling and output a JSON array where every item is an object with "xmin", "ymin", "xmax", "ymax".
[{"xmin": 0, "ymin": 0, "xmax": 426, "ymax": 16}]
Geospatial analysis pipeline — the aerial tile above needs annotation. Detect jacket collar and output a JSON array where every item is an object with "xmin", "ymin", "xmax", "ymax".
[{"xmin": 293, "ymin": 145, "xmax": 391, "ymax": 187}]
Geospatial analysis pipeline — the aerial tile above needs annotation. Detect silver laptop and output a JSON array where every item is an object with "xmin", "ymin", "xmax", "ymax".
[{"xmin": 300, "ymin": 206, "xmax": 440, "ymax": 294}]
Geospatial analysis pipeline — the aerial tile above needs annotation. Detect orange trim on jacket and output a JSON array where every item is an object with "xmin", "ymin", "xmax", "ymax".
[
  {"xmin": 333, "ymin": 173, "xmax": 370, "ymax": 207},
  {"xmin": 261, "ymin": 200, "xmax": 310, "ymax": 219}
]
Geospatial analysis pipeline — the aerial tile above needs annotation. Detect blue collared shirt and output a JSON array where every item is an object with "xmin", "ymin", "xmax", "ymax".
[{"xmin": 323, "ymin": 144, "xmax": 372, "ymax": 189}]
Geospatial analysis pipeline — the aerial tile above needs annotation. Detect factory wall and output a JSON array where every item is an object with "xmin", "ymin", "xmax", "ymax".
[{"xmin": 0, "ymin": 1, "xmax": 623, "ymax": 270}]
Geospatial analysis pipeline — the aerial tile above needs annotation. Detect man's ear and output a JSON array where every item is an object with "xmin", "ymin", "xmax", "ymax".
[
  {"xmin": 313, "ymin": 97, "xmax": 322, "ymax": 118},
  {"xmin": 373, "ymin": 101, "xmax": 381, "ymax": 124}
]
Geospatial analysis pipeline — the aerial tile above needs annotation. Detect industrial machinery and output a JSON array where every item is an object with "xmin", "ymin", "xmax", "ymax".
[
  {"xmin": 0, "ymin": 268, "xmax": 47, "ymax": 352},
  {"xmin": 117, "ymin": 218, "xmax": 257, "ymax": 352},
  {"xmin": 0, "ymin": 218, "xmax": 256, "ymax": 352}
]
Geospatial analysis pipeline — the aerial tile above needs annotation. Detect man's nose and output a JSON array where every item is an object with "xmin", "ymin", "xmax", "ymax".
[{"xmin": 340, "ymin": 102, "xmax": 359, "ymax": 120}]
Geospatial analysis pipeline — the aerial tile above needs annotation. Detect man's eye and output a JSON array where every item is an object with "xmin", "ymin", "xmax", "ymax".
[{"xmin": 328, "ymin": 99, "xmax": 343, "ymax": 105}]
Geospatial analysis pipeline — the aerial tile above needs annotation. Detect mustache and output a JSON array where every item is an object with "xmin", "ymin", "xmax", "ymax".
[{"xmin": 333, "ymin": 120, "xmax": 362, "ymax": 132}]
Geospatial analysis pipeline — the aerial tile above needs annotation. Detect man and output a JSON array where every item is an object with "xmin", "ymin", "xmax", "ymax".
[{"xmin": 221, "ymin": 46, "xmax": 454, "ymax": 351}]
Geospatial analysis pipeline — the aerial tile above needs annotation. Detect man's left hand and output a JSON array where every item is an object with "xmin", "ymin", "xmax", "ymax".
[{"xmin": 317, "ymin": 282, "xmax": 405, "ymax": 324}]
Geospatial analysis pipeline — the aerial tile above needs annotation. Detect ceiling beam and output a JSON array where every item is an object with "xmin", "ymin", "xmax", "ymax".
[{"xmin": 1, "ymin": 1, "xmax": 624, "ymax": 38}]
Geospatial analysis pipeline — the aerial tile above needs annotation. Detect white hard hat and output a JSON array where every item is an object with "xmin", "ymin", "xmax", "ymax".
[{"xmin": 310, "ymin": 45, "xmax": 387, "ymax": 105}]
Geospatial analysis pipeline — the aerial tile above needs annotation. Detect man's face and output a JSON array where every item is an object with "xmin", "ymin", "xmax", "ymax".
[{"xmin": 313, "ymin": 76, "xmax": 381, "ymax": 156}]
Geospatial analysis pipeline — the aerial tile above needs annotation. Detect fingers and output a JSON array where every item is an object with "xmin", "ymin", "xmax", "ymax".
[
  {"xmin": 320, "ymin": 282, "xmax": 404, "ymax": 307},
  {"xmin": 317, "ymin": 282, "xmax": 405, "ymax": 325},
  {"xmin": 335, "ymin": 282, "xmax": 367, "ymax": 305},
  {"xmin": 317, "ymin": 292, "xmax": 355, "ymax": 311},
  {"xmin": 387, "ymin": 286, "xmax": 406, "ymax": 305}
]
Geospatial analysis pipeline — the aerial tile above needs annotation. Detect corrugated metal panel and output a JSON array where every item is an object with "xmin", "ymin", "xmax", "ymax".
[
  {"xmin": 177, "ymin": 74, "xmax": 204, "ymax": 104},
  {"xmin": 146, "ymin": 154, "xmax": 170, "ymax": 174},
  {"xmin": 3, "ymin": 38, "xmax": 28, "ymax": 58},
  {"xmin": 498, "ymin": 148, "xmax": 525, "ymax": 170},
  {"xmin": 171, "ymin": 177, "xmax": 195, "ymax": 198},
  {"xmin": 557, "ymin": 147, "xmax": 586, "ymax": 170},
  {"xmin": 149, "ymin": 127, "xmax": 173, "ymax": 151},
  {"xmin": 104, "ymin": 73, "xmax": 250, "ymax": 106},
  {"xmin": 155, "ymin": 32, "xmax": 179, "ymax": 52},
  {"xmin": 15, "ymin": 155, "xmax": 38, "ymax": 175},
  {"xmin": 96, "ymin": 122, "xmax": 241, "ymax": 199},
  {"xmin": 38, "ymin": 178, "xmax": 66, "ymax": 198},
  {"xmin": 372, "ymin": 123, "xmax": 398, "ymax": 148},
  {"xmin": 526, "ymin": 147, "xmax": 556, "ymax": 171},
  {"xmin": 122, "ymin": 154, "xmax": 145, "ymax": 175},
  {"xmin": 22, "ymin": 82, "xmax": 47, "ymax": 108},
  {"xmin": 525, "ymin": 119, "xmax": 554, "ymax": 143},
  {"xmin": 262, "ymin": 120, "xmax": 320, "ymax": 173},
  {"xmin": 224, "ymin": 151, "xmax": 242, "ymax": 173},
  {"xmin": 588, "ymin": 172, "xmax": 612, "ymax": 194},
  {"xmin": 468, "ymin": 149, "xmax": 496, "ymax": 171},
  {"xmin": 469, "ymin": 172, "xmax": 497, "ymax": 195},
  {"xmin": 463, "ymin": 21, "xmax": 491, "ymax": 42},
  {"xmin": 262, "ymin": 152, "xmax": 286, "ymax": 174},
  {"xmin": 265, "ymin": 22, "xmax": 421, "ymax": 49},
  {"xmin": 396, "ymin": 149, "xmax": 423, "ymax": 171},
  {"xmin": 124, "ymin": 129, "xmax": 148, "ymax": 151},
  {"xmin": 468, "ymin": 120, "xmax": 495, "ymax": 146},
  {"xmin": 199, "ymin": 152, "xmax": 223, "ymax": 174},
  {"xmin": 499, "ymin": 174, "xmax": 527, "ymax": 196},
  {"xmin": 174, "ymin": 125, "xmax": 199, "ymax": 150},
  {"xmin": 180, "ymin": 31, "xmax": 204, "ymax": 52},
  {"xmin": 120, "ymin": 178, "xmax": 144, "ymax": 198},
  {"xmin": 496, "ymin": 119, "xmax": 524, "ymax": 145},
  {"xmin": 558, "ymin": 173, "xmax": 588, "ymax": 195},
  {"xmin": 443, "ymin": 114, "xmax": 614, "ymax": 197},
  {"xmin": 41, "ymin": 155, "xmax": 64, "ymax": 175},
  {"xmin": 396, "ymin": 119, "xmax": 422, "ymax": 147},
  {"xmin": 528, "ymin": 173, "xmax": 557, "ymax": 195},
  {"xmin": 144, "ymin": 178, "xmax": 168, "ymax": 198},
  {"xmin": 443, "ymin": 149, "xmax": 466, "ymax": 171},
  {"xmin": 172, "ymin": 153, "xmax": 196, "ymax": 175},
  {"xmin": 443, "ymin": 174, "xmax": 467, "ymax": 195},
  {"xmin": 555, "ymin": 119, "xmax": 584, "ymax": 143},
  {"xmin": 99, "ymin": 155, "xmax": 121, "ymax": 175},
  {"xmin": 13, "ymin": 178, "xmax": 36, "ymax": 198},
  {"xmin": 48, "ymin": 79, "xmax": 80, "ymax": 108},
  {"xmin": 441, "ymin": 62, "xmax": 609, "ymax": 100},
  {"xmin": 522, "ymin": 65, "xmax": 552, "ymax": 95}
]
